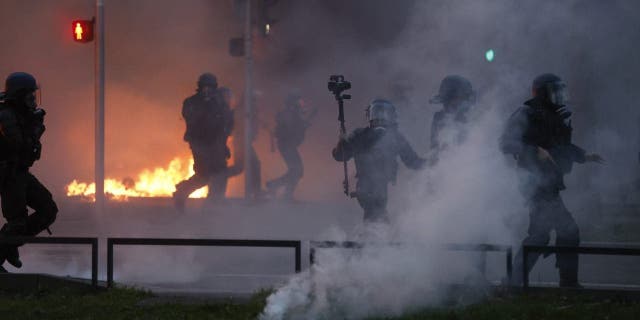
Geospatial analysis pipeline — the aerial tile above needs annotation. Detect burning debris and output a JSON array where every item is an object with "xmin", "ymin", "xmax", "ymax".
[{"xmin": 66, "ymin": 156, "xmax": 209, "ymax": 201}]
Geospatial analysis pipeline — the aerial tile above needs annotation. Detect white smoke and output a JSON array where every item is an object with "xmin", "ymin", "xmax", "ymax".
[
  {"xmin": 260, "ymin": 0, "xmax": 640, "ymax": 316},
  {"xmin": 260, "ymin": 94, "xmax": 525, "ymax": 319}
]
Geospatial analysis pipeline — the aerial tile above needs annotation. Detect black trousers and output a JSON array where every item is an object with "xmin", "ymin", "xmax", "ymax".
[
  {"xmin": 0, "ymin": 170, "xmax": 58, "ymax": 246},
  {"xmin": 243, "ymin": 144, "xmax": 262, "ymax": 199},
  {"xmin": 267, "ymin": 143, "xmax": 303, "ymax": 198},
  {"xmin": 357, "ymin": 193, "xmax": 388, "ymax": 223},
  {"xmin": 355, "ymin": 179, "xmax": 389, "ymax": 223},
  {"xmin": 175, "ymin": 142, "xmax": 228, "ymax": 200},
  {"xmin": 512, "ymin": 190, "xmax": 580, "ymax": 284}
]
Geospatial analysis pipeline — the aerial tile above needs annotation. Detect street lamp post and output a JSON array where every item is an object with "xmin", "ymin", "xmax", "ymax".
[
  {"xmin": 243, "ymin": 0, "xmax": 254, "ymax": 200},
  {"xmin": 95, "ymin": 0, "xmax": 105, "ymax": 212}
]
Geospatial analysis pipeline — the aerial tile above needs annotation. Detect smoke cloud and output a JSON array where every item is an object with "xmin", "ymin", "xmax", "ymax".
[
  {"xmin": 1, "ymin": 0, "xmax": 640, "ymax": 318},
  {"xmin": 259, "ymin": 0, "xmax": 640, "ymax": 318}
]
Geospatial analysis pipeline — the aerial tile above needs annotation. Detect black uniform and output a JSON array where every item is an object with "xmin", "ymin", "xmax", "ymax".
[
  {"xmin": 0, "ymin": 98, "xmax": 57, "ymax": 269},
  {"xmin": 428, "ymin": 75, "xmax": 475, "ymax": 162},
  {"xmin": 430, "ymin": 108, "xmax": 469, "ymax": 158},
  {"xmin": 501, "ymin": 96, "xmax": 585, "ymax": 286},
  {"xmin": 174, "ymin": 90, "xmax": 233, "ymax": 204},
  {"xmin": 333, "ymin": 127, "xmax": 426, "ymax": 222},
  {"xmin": 267, "ymin": 105, "xmax": 310, "ymax": 199}
]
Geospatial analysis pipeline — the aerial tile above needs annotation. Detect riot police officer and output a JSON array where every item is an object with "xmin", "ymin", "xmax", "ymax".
[
  {"xmin": 173, "ymin": 73, "xmax": 233, "ymax": 209},
  {"xmin": 0, "ymin": 72, "xmax": 58, "ymax": 271},
  {"xmin": 333, "ymin": 99, "xmax": 426, "ymax": 222},
  {"xmin": 429, "ymin": 75, "xmax": 476, "ymax": 162},
  {"xmin": 501, "ymin": 73, "xmax": 604, "ymax": 287},
  {"xmin": 266, "ymin": 92, "xmax": 316, "ymax": 200}
]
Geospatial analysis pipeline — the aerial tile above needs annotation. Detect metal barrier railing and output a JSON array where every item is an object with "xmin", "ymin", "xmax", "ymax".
[
  {"xmin": 0, "ymin": 236, "xmax": 98, "ymax": 287},
  {"xmin": 522, "ymin": 243, "xmax": 640, "ymax": 288},
  {"xmin": 106, "ymin": 238, "xmax": 302, "ymax": 288},
  {"xmin": 309, "ymin": 241, "xmax": 512, "ymax": 280}
]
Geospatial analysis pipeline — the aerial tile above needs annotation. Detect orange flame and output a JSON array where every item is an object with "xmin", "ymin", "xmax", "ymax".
[{"xmin": 66, "ymin": 156, "xmax": 209, "ymax": 201}]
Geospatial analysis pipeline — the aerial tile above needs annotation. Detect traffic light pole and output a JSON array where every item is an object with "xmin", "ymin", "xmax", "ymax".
[
  {"xmin": 243, "ymin": 0, "xmax": 254, "ymax": 200},
  {"xmin": 95, "ymin": 0, "xmax": 105, "ymax": 213}
]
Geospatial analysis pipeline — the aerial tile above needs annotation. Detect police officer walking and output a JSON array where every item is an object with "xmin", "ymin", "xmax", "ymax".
[
  {"xmin": 333, "ymin": 99, "xmax": 426, "ymax": 223},
  {"xmin": 501, "ymin": 73, "xmax": 604, "ymax": 287},
  {"xmin": 0, "ymin": 72, "xmax": 58, "ymax": 272},
  {"xmin": 173, "ymin": 73, "xmax": 233, "ymax": 210},
  {"xmin": 266, "ymin": 92, "xmax": 316, "ymax": 200},
  {"xmin": 429, "ymin": 75, "xmax": 476, "ymax": 162}
]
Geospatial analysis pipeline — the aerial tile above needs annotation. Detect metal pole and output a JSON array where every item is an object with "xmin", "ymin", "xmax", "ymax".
[
  {"xmin": 506, "ymin": 247, "xmax": 513, "ymax": 283},
  {"xmin": 95, "ymin": 0, "xmax": 106, "ymax": 213},
  {"xmin": 522, "ymin": 246, "xmax": 528, "ymax": 289},
  {"xmin": 295, "ymin": 241, "xmax": 301, "ymax": 272},
  {"xmin": 91, "ymin": 239, "xmax": 98, "ymax": 287},
  {"xmin": 107, "ymin": 238, "xmax": 114, "ymax": 288},
  {"xmin": 243, "ymin": 0, "xmax": 254, "ymax": 200}
]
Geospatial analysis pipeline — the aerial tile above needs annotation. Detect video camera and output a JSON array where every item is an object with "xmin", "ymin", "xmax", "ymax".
[{"xmin": 327, "ymin": 75, "xmax": 351, "ymax": 99}]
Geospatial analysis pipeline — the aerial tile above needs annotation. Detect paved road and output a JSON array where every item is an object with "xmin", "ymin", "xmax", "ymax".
[{"xmin": 4, "ymin": 198, "xmax": 640, "ymax": 293}]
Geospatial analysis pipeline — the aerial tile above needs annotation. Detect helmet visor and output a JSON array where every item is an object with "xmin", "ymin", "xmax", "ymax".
[
  {"xmin": 367, "ymin": 101, "xmax": 396, "ymax": 126},
  {"xmin": 548, "ymin": 81, "xmax": 568, "ymax": 106}
]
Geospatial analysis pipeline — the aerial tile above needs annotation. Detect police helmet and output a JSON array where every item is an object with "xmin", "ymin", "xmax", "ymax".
[
  {"xmin": 4, "ymin": 72, "xmax": 38, "ymax": 98},
  {"xmin": 430, "ymin": 75, "xmax": 475, "ymax": 104},
  {"xmin": 532, "ymin": 73, "xmax": 568, "ymax": 106},
  {"xmin": 197, "ymin": 73, "xmax": 218, "ymax": 89},
  {"xmin": 366, "ymin": 99, "xmax": 397, "ymax": 127}
]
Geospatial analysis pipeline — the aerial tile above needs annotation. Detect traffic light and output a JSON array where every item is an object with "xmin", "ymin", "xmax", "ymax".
[
  {"xmin": 485, "ymin": 49, "xmax": 495, "ymax": 62},
  {"xmin": 72, "ymin": 19, "xmax": 94, "ymax": 43}
]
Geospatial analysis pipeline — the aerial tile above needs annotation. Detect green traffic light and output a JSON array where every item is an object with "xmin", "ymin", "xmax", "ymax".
[{"xmin": 485, "ymin": 49, "xmax": 495, "ymax": 62}]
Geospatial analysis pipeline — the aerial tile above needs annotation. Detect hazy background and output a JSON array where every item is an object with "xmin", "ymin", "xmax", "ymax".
[
  {"xmin": 2, "ymin": 1, "xmax": 640, "ymax": 318},
  {"xmin": 1, "ymin": 0, "xmax": 639, "ymax": 205}
]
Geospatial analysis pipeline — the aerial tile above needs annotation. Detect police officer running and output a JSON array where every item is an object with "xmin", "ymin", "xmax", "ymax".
[
  {"xmin": 333, "ymin": 99, "xmax": 426, "ymax": 223},
  {"xmin": 429, "ymin": 75, "xmax": 476, "ymax": 162},
  {"xmin": 0, "ymin": 72, "xmax": 58, "ymax": 272},
  {"xmin": 500, "ymin": 73, "xmax": 604, "ymax": 287},
  {"xmin": 173, "ymin": 73, "xmax": 233, "ymax": 210},
  {"xmin": 266, "ymin": 92, "xmax": 317, "ymax": 200}
]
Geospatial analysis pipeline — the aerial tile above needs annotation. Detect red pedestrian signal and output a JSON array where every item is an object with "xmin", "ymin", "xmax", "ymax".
[{"xmin": 72, "ymin": 20, "xmax": 94, "ymax": 43}]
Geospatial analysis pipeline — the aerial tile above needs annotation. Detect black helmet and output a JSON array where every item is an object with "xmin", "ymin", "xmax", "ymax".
[
  {"xmin": 366, "ymin": 99, "xmax": 397, "ymax": 127},
  {"xmin": 197, "ymin": 73, "xmax": 218, "ymax": 89},
  {"xmin": 531, "ymin": 73, "xmax": 567, "ymax": 106},
  {"xmin": 4, "ymin": 72, "xmax": 38, "ymax": 98},
  {"xmin": 430, "ymin": 75, "xmax": 474, "ymax": 104}
]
